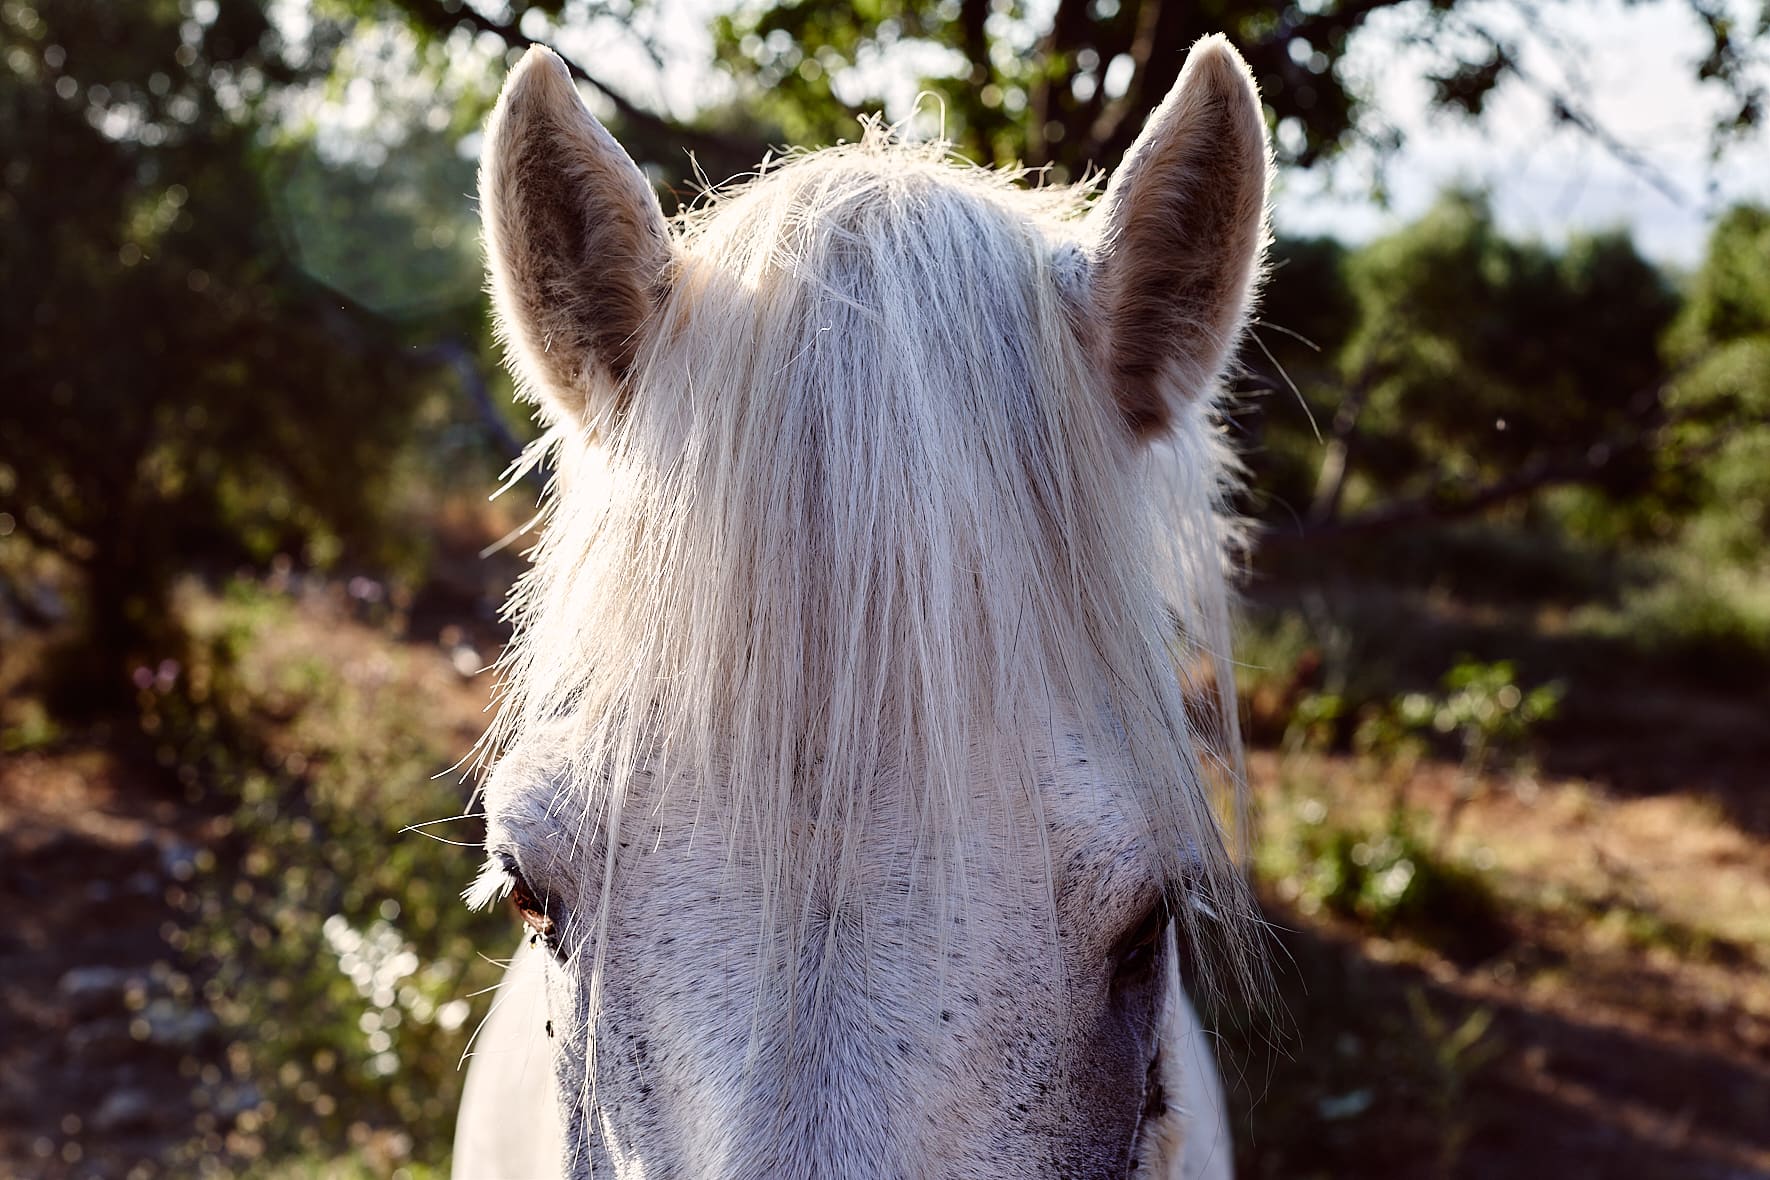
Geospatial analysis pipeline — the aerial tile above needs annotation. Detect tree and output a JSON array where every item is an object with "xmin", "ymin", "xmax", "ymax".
[
  {"xmin": 1343, "ymin": 194, "xmax": 1673, "ymax": 493},
  {"xmin": 1660, "ymin": 205, "xmax": 1770, "ymax": 565},
  {"xmin": 705, "ymin": 0, "xmax": 1768, "ymax": 179},
  {"xmin": 1238, "ymin": 193, "xmax": 1684, "ymax": 539},
  {"xmin": 361, "ymin": 0, "xmax": 771, "ymax": 182},
  {"xmin": 0, "ymin": 0, "xmax": 465, "ymax": 699},
  {"xmin": 1232, "ymin": 234, "xmax": 1360, "ymax": 523}
]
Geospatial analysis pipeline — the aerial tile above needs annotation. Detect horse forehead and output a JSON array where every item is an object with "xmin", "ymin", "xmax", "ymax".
[
  {"xmin": 658, "ymin": 734, "xmax": 1153, "ymax": 897},
  {"xmin": 480, "ymin": 720, "xmax": 1157, "ymax": 924},
  {"xmin": 489, "ymin": 724, "xmax": 1148, "ymax": 836}
]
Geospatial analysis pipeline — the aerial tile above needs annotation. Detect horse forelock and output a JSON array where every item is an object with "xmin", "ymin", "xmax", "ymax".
[{"xmin": 480, "ymin": 133, "xmax": 1262, "ymax": 1035}]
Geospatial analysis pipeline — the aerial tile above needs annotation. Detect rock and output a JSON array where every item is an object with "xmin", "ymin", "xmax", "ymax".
[
  {"xmin": 142, "ymin": 998, "xmax": 218, "ymax": 1049},
  {"xmin": 57, "ymin": 966, "xmax": 139, "ymax": 1016},
  {"xmin": 91, "ymin": 1088, "xmax": 158, "ymax": 1134}
]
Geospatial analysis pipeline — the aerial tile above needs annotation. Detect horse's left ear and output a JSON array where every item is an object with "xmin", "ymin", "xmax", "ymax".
[
  {"xmin": 480, "ymin": 46, "xmax": 674, "ymax": 434},
  {"xmin": 1086, "ymin": 34, "xmax": 1270, "ymax": 439}
]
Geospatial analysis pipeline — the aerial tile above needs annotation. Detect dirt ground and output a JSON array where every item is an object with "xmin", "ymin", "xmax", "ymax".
[
  {"xmin": 2, "ymin": 602, "xmax": 1767, "ymax": 1178},
  {"xmin": 0, "ymin": 740, "xmax": 228, "ymax": 1179},
  {"xmin": 1231, "ymin": 749, "xmax": 1770, "ymax": 1179}
]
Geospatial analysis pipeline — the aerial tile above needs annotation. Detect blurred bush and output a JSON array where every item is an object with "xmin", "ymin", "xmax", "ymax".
[
  {"xmin": 1259, "ymin": 800, "xmax": 1512, "ymax": 964},
  {"xmin": 143, "ymin": 578, "xmax": 508, "ymax": 1176}
]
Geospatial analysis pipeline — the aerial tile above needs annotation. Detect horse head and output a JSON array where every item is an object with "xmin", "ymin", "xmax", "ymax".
[{"xmin": 456, "ymin": 35, "xmax": 1269, "ymax": 1179}]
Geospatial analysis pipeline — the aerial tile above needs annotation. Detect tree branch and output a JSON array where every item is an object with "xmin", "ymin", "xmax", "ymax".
[
  {"xmin": 1263, "ymin": 398, "xmax": 1763, "ymax": 548},
  {"xmin": 1456, "ymin": 16, "xmax": 1692, "ymax": 209},
  {"xmin": 1274, "ymin": 442, "xmax": 1630, "ymax": 543},
  {"xmin": 403, "ymin": 0, "xmax": 760, "ymax": 179},
  {"xmin": 412, "ymin": 339, "xmax": 549, "ymax": 496}
]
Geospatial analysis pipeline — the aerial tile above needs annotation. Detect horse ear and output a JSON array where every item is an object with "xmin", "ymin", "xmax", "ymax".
[
  {"xmin": 480, "ymin": 46, "xmax": 673, "ymax": 433},
  {"xmin": 1087, "ymin": 34, "xmax": 1270, "ymax": 439}
]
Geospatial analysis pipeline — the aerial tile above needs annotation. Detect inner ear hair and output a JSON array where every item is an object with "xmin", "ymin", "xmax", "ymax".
[
  {"xmin": 1088, "ymin": 34, "xmax": 1271, "ymax": 439},
  {"xmin": 479, "ymin": 46, "xmax": 674, "ymax": 434}
]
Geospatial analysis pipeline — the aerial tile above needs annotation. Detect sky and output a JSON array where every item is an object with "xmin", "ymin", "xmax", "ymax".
[
  {"xmin": 281, "ymin": 0, "xmax": 1769, "ymax": 268},
  {"xmin": 531, "ymin": 0, "xmax": 1769, "ymax": 268},
  {"xmin": 1275, "ymin": 0, "xmax": 1770, "ymax": 265}
]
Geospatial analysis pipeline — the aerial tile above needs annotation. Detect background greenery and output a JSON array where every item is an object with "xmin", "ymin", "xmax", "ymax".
[{"xmin": 1, "ymin": 0, "xmax": 1767, "ymax": 1177}]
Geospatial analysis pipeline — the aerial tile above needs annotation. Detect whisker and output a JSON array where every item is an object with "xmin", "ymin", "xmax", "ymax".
[
  {"xmin": 402, "ymin": 814, "xmax": 482, "ymax": 830},
  {"xmin": 1247, "ymin": 325, "xmax": 1320, "ymax": 444},
  {"xmin": 1249, "ymin": 318, "xmax": 1322, "ymax": 351},
  {"xmin": 458, "ymin": 978, "xmax": 521, "ymax": 1071},
  {"xmin": 400, "ymin": 826, "xmax": 484, "ymax": 848}
]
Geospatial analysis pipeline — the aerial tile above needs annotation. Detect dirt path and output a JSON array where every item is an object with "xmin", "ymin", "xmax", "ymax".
[
  {"xmin": 1233, "ymin": 749, "xmax": 1770, "ymax": 1179},
  {"xmin": 0, "ymin": 743, "xmax": 227, "ymax": 1179}
]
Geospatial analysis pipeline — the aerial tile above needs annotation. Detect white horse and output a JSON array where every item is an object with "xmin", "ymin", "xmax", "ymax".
[{"xmin": 454, "ymin": 34, "xmax": 1270, "ymax": 1179}]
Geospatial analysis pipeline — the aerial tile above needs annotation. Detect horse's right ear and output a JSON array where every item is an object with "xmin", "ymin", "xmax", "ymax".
[
  {"xmin": 1085, "ymin": 35, "xmax": 1270, "ymax": 440},
  {"xmin": 480, "ymin": 46, "xmax": 673, "ymax": 434}
]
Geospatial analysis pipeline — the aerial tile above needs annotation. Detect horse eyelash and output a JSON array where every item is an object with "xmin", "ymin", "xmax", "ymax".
[
  {"xmin": 463, "ymin": 851, "xmax": 518, "ymax": 912},
  {"xmin": 467, "ymin": 850, "xmax": 565, "ymax": 958}
]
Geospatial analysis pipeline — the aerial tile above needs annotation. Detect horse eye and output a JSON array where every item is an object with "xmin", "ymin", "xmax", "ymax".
[
  {"xmin": 497, "ymin": 853, "xmax": 556, "ymax": 944},
  {"xmin": 1112, "ymin": 901, "xmax": 1169, "ymax": 986}
]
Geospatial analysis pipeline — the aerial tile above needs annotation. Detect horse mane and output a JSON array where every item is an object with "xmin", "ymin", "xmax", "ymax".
[{"xmin": 480, "ymin": 127, "xmax": 1261, "ymax": 1011}]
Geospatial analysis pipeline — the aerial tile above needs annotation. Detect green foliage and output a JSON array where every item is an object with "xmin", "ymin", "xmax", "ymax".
[
  {"xmin": 1240, "ymin": 603, "xmax": 1566, "ymax": 770},
  {"xmin": 711, "ymin": 0, "xmax": 1377, "ymax": 172},
  {"xmin": 1260, "ymin": 794, "xmax": 1511, "ymax": 963},
  {"xmin": 1212, "ymin": 924, "xmax": 1505, "ymax": 1176},
  {"xmin": 145, "ymin": 581, "xmax": 506, "ymax": 1175},
  {"xmin": 707, "ymin": 0, "xmax": 1765, "ymax": 183},
  {"xmin": 0, "ymin": 0, "xmax": 486, "ymax": 697},
  {"xmin": 1403, "ymin": 988, "xmax": 1501, "ymax": 1169},
  {"xmin": 1236, "ymin": 235, "xmax": 1360, "ymax": 516},
  {"xmin": 1286, "ymin": 689, "xmax": 1350, "ymax": 754},
  {"xmin": 1574, "ymin": 559, "xmax": 1770, "ymax": 685},
  {"xmin": 1393, "ymin": 657, "xmax": 1563, "ymax": 776},
  {"xmin": 0, "ymin": 695, "xmax": 61, "ymax": 753},
  {"xmin": 1671, "ymin": 205, "xmax": 1770, "ymax": 354},
  {"xmin": 1659, "ymin": 206, "xmax": 1770, "ymax": 567},
  {"xmin": 712, "ymin": 2, "xmax": 1243, "ymax": 170},
  {"xmin": 271, "ymin": 133, "xmax": 483, "ymax": 322},
  {"xmin": 1335, "ymin": 193, "xmax": 1675, "ymax": 506},
  {"xmin": 1233, "ymin": 194, "xmax": 1770, "ymax": 570}
]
